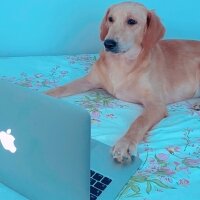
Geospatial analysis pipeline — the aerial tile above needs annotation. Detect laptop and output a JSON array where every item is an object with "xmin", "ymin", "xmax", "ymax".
[{"xmin": 0, "ymin": 80, "xmax": 142, "ymax": 200}]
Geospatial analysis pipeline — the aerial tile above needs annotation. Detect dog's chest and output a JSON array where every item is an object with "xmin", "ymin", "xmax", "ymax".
[{"xmin": 97, "ymin": 61, "xmax": 143, "ymax": 103}]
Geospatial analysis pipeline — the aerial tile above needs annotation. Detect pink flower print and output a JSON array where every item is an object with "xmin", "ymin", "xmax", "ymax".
[
  {"xmin": 178, "ymin": 179, "xmax": 190, "ymax": 186},
  {"xmin": 20, "ymin": 82, "xmax": 32, "ymax": 87},
  {"xmin": 178, "ymin": 166, "xmax": 188, "ymax": 171},
  {"xmin": 91, "ymin": 111, "xmax": 100, "ymax": 119},
  {"xmin": 42, "ymin": 80, "xmax": 51, "ymax": 85},
  {"xmin": 107, "ymin": 103, "xmax": 114, "ymax": 108},
  {"xmin": 159, "ymin": 167, "xmax": 175, "ymax": 175},
  {"xmin": 149, "ymin": 158, "xmax": 156, "ymax": 163},
  {"xmin": 149, "ymin": 161, "xmax": 159, "ymax": 169},
  {"xmin": 106, "ymin": 114, "xmax": 114, "ymax": 118},
  {"xmin": 157, "ymin": 153, "xmax": 169, "ymax": 161},
  {"xmin": 174, "ymin": 161, "xmax": 180, "ymax": 166},
  {"xmin": 183, "ymin": 158, "xmax": 200, "ymax": 167},
  {"xmin": 144, "ymin": 147, "xmax": 154, "ymax": 152},
  {"xmin": 164, "ymin": 177, "xmax": 173, "ymax": 183}
]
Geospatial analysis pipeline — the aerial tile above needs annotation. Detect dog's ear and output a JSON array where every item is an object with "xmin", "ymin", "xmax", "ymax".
[
  {"xmin": 100, "ymin": 8, "xmax": 110, "ymax": 41},
  {"xmin": 142, "ymin": 11, "xmax": 165, "ymax": 51}
]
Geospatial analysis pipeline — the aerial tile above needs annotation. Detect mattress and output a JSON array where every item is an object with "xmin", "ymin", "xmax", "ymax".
[{"xmin": 0, "ymin": 54, "xmax": 200, "ymax": 200}]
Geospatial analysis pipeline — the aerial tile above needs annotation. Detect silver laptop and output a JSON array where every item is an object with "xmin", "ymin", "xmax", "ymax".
[{"xmin": 0, "ymin": 80, "xmax": 142, "ymax": 200}]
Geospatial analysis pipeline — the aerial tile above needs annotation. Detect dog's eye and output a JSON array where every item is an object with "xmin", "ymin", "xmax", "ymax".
[
  {"xmin": 108, "ymin": 16, "xmax": 114, "ymax": 23},
  {"xmin": 127, "ymin": 19, "xmax": 137, "ymax": 25}
]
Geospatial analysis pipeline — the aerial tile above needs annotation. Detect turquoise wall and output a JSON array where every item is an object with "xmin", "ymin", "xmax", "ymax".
[{"xmin": 0, "ymin": 0, "xmax": 199, "ymax": 56}]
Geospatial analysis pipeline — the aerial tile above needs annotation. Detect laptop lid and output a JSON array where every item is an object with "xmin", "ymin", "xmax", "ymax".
[{"xmin": 0, "ymin": 80, "xmax": 90, "ymax": 200}]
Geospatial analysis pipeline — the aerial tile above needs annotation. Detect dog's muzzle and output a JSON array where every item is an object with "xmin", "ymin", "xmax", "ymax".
[{"xmin": 104, "ymin": 39, "xmax": 118, "ymax": 53}]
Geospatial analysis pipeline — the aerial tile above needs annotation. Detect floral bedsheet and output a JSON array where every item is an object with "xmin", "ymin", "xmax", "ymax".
[{"xmin": 0, "ymin": 54, "xmax": 200, "ymax": 200}]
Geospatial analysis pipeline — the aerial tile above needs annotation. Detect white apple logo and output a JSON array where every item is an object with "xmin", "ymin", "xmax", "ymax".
[{"xmin": 0, "ymin": 129, "xmax": 17, "ymax": 153}]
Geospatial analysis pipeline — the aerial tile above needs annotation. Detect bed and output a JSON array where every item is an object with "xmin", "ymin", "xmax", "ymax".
[{"xmin": 0, "ymin": 54, "xmax": 200, "ymax": 200}]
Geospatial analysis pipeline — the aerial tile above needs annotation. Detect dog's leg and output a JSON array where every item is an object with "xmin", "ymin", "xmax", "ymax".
[
  {"xmin": 112, "ymin": 101, "xmax": 167, "ymax": 163},
  {"xmin": 45, "ymin": 74, "xmax": 100, "ymax": 98}
]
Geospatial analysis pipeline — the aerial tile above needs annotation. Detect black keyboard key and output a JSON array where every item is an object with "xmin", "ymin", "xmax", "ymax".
[
  {"xmin": 101, "ymin": 177, "xmax": 112, "ymax": 185},
  {"xmin": 94, "ymin": 182, "xmax": 107, "ymax": 191},
  {"xmin": 90, "ymin": 170, "xmax": 113, "ymax": 199},
  {"xmin": 90, "ymin": 178, "xmax": 96, "ymax": 186},
  {"xmin": 90, "ymin": 194, "xmax": 97, "ymax": 200},
  {"xmin": 90, "ymin": 170, "xmax": 95, "ymax": 177},
  {"xmin": 90, "ymin": 186, "xmax": 102, "ymax": 197},
  {"xmin": 93, "ymin": 173, "xmax": 103, "ymax": 181}
]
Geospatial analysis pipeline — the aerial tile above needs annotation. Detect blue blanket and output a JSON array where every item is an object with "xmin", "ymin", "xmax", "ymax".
[{"xmin": 0, "ymin": 55, "xmax": 200, "ymax": 200}]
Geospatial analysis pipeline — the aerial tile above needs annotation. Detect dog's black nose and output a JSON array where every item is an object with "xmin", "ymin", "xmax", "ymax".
[{"xmin": 104, "ymin": 39, "xmax": 117, "ymax": 50}]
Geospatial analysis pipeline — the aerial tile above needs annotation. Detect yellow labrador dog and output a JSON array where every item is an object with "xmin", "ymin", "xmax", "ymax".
[{"xmin": 46, "ymin": 2, "xmax": 200, "ymax": 163}]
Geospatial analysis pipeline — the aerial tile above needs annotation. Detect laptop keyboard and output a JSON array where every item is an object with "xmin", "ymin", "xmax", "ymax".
[{"xmin": 90, "ymin": 170, "xmax": 112, "ymax": 200}]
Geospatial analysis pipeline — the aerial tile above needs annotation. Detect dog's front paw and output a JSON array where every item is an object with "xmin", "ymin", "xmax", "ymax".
[
  {"xmin": 193, "ymin": 102, "xmax": 200, "ymax": 111},
  {"xmin": 112, "ymin": 136, "xmax": 136, "ymax": 164},
  {"xmin": 45, "ymin": 87, "xmax": 65, "ymax": 98}
]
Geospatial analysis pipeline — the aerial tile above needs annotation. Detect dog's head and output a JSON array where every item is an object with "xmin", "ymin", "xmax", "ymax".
[{"xmin": 100, "ymin": 2, "xmax": 165, "ymax": 56}]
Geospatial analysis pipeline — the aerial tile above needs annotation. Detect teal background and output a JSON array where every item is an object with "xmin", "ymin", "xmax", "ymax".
[{"xmin": 0, "ymin": 0, "xmax": 199, "ymax": 56}]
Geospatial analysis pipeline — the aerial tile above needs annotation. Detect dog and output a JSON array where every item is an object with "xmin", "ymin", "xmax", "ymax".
[{"xmin": 46, "ymin": 2, "xmax": 200, "ymax": 164}]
